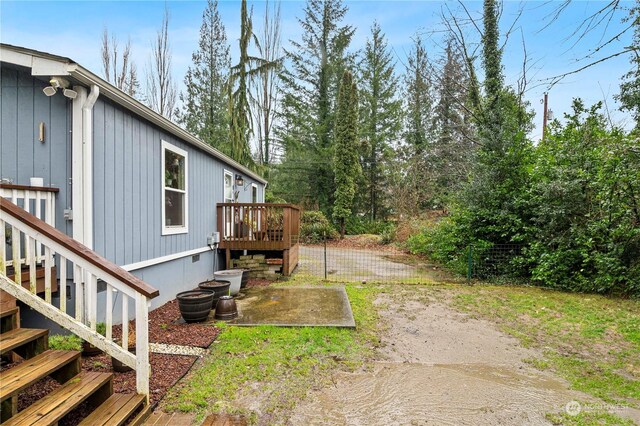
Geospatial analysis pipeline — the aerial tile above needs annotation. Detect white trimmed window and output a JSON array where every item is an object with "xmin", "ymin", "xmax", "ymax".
[
  {"xmin": 162, "ymin": 141, "xmax": 188, "ymax": 235},
  {"xmin": 251, "ymin": 183, "xmax": 258, "ymax": 203},
  {"xmin": 224, "ymin": 170, "xmax": 234, "ymax": 202}
]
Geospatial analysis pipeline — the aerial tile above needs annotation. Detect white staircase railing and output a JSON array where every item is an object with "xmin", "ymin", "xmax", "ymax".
[{"xmin": 0, "ymin": 198, "xmax": 159, "ymax": 401}]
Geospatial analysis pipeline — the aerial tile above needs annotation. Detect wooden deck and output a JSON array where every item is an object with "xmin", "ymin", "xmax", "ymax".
[{"xmin": 216, "ymin": 203, "xmax": 301, "ymax": 276}]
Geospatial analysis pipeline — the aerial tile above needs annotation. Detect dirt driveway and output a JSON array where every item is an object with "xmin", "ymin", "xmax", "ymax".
[{"xmin": 290, "ymin": 248, "xmax": 640, "ymax": 425}]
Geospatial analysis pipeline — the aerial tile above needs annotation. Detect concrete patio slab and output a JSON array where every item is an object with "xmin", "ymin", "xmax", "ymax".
[{"xmin": 223, "ymin": 287, "xmax": 356, "ymax": 328}]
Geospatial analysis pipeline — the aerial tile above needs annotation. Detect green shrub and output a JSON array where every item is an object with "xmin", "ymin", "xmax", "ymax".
[
  {"xmin": 265, "ymin": 191, "xmax": 288, "ymax": 204},
  {"xmin": 344, "ymin": 216, "xmax": 394, "ymax": 236},
  {"xmin": 49, "ymin": 334, "xmax": 82, "ymax": 351},
  {"xmin": 300, "ymin": 211, "xmax": 339, "ymax": 243},
  {"xmin": 405, "ymin": 214, "xmax": 473, "ymax": 276}
]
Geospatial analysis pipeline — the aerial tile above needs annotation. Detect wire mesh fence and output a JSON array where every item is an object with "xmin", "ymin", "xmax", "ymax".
[
  {"xmin": 467, "ymin": 244, "xmax": 524, "ymax": 280},
  {"xmin": 296, "ymin": 241, "xmax": 450, "ymax": 284}
]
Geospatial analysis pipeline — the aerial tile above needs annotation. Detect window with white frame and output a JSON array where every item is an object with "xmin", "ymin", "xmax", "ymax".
[
  {"xmin": 162, "ymin": 141, "xmax": 188, "ymax": 235},
  {"xmin": 251, "ymin": 183, "xmax": 258, "ymax": 203},
  {"xmin": 224, "ymin": 170, "xmax": 234, "ymax": 202}
]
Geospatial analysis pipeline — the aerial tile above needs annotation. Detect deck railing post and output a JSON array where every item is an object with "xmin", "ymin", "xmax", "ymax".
[{"xmin": 135, "ymin": 292, "xmax": 150, "ymax": 401}]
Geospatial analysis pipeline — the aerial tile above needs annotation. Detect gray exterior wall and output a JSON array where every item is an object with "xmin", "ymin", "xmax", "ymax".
[
  {"xmin": 2, "ymin": 64, "xmax": 266, "ymax": 321},
  {"xmin": 92, "ymin": 96, "xmax": 264, "ymax": 268},
  {"xmin": 0, "ymin": 64, "xmax": 72, "ymax": 235},
  {"xmin": 91, "ymin": 96, "xmax": 264, "ymax": 307}
]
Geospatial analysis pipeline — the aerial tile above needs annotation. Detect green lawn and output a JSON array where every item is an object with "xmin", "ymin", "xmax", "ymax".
[
  {"xmin": 161, "ymin": 282, "xmax": 382, "ymax": 423},
  {"xmin": 451, "ymin": 285, "xmax": 640, "ymax": 411}
]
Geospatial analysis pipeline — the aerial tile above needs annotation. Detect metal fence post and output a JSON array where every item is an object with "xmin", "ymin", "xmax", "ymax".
[
  {"xmin": 467, "ymin": 244, "xmax": 473, "ymax": 284},
  {"xmin": 323, "ymin": 231, "xmax": 327, "ymax": 280}
]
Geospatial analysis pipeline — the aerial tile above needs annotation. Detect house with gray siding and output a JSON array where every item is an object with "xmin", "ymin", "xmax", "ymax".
[{"xmin": 0, "ymin": 44, "xmax": 268, "ymax": 327}]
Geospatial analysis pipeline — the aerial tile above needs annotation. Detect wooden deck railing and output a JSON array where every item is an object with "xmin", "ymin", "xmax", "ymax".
[
  {"xmin": 0, "ymin": 198, "xmax": 159, "ymax": 401},
  {"xmin": 217, "ymin": 203, "xmax": 301, "ymax": 251},
  {"xmin": 1, "ymin": 184, "xmax": 58, "ymax": 265}
]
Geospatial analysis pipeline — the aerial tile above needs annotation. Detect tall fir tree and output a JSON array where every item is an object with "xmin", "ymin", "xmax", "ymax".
[
  {"xmin": 275, "ymin": 0, "xmax": 355, "ymax": 213},
  {"xmin": 399, "ymin": 37, "xmax": 435, "ymax": 211},
  {"xmin": 430, "ymin": 38, "xmax": 475, "ymax": 200},
  {"xmin": 333, "ymin": 70, "xmax": 361, "ymax": 238},
  {"xmin": 403, "ymin": 37, "xmax": 433, "ymax": 152},
  {"xmin": 177, "ymin": 0, "xmax": 230, "ymax": 152},
  {"xmin": 358, "ymin": 22, "xmax": 402, "ymax": 220}
]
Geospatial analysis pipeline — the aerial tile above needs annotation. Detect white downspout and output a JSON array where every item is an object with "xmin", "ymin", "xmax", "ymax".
[{"xmin": 82, "ymin": 85, "xmax": 99, "ymax": 250}]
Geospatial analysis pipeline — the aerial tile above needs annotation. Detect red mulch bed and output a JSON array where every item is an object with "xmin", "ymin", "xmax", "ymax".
[
  {"xmin": 113, "ymin": 299, "xmax": 220, "ymax": 348},
  {"xmin": 82, "ymin": 352, "xmax": 197, "ymax": 406},
  {"xmin": 2, "ymin": 298, "xmax": 221, "ymax": 425}
]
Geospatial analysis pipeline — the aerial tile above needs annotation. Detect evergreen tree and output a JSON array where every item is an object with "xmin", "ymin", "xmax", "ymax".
[
  {"xmin": 617, "ymin": 1, "xmax": 640, "ymax": 129},
  {"xmin": 403, "ymin": 37, "xmax": 432, "ymax": 151},
  {"xmin": 399, "ymin": 36, "xmax": 435, "ymax": 211},
  {"xmin": 276, "ymin": 0, "xmax": 355, "ymax": 213},
  {"xmin": 358, "ymin": 22, "xmax": 402, "ymax": 220},
  {"xmin": 229, "ymin": 0, "xmax": 257, "ymax": 167},
  {"xmin": 463, "ymin": 0, "xmax": 534, "ymax": 245},
  {"xmin": 430, "ymin": 38, "xmax": 475, "ymax": 200},
  {"xmin": 333, "ymin": 70, "xmax": 360, "ymax": 238},
  {"xmin": 177, "ymin": 0, "xmax": 230, "ymax": 151}
]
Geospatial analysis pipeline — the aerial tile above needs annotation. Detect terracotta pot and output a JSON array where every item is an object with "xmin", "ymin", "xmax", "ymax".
[
  {"xmin": 214, "ymin": 296, "xmax": 238, "ymax": 320},
  {"xmin": 176, "ymin": 290, "xmax": 214, "ymax": 323}
]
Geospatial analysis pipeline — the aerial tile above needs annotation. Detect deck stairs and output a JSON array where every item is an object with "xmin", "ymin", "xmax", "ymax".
[
  {"xmin": 0, "ymin": 300, "xmax": 149, "ymax": 425},
  {"xmin": 0, "ymin": 191, "xmax": 159, "ymax": 425}
]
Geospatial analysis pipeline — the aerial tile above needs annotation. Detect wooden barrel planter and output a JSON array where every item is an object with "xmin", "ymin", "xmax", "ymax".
[
  {"xmin": 177, "ymin": 290, "xmax": 214, "ymax": 323},
  {"xmin": 198, "ymin": 280, "xmax": 231, "ymax": 302},
  {"xmin": 214, "ymin": 296, "xmax": 238, "ymax": 320}
]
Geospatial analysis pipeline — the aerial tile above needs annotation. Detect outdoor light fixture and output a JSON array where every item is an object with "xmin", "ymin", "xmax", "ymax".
[
  {"xmin": 43, "ymin": 86, "xmax": 57, "ymax": 97},
  {"xmin": 62, "ymin": 88, "xmax": 77, "ymax": 99},
  {"xmin": 235, "ymin": 174, "xmax": 245, "ymax": 187},
  {"xmin": 42, "ymin": 77, "xmax": 73, "ymax": 98}
]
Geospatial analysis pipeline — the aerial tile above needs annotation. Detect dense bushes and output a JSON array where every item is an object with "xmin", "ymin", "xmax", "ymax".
[
  {"xmin": 410, "ymin": 100, "xmax": 640, "ymax": 297},
  {"xmin": 344, "ymin": 216, "xmax": 394, "ymax": 236},
  {"xmin": 300, "ymin": 211, "xmax": 339, "ymax": 243},
  {"xmin": 526, "ymin": 101, "xmax": 640, "ymax": 296}
]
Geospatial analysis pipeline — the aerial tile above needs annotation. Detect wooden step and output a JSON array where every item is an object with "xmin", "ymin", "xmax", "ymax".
[
  {"xmin": 0, "ymin": 350, "xmax": 81, "ymax": 403},
  {"xmin": 0, "ymin": 307, "xmax": 19, "ymax": 320},
  {"xmin": 0, "ymin": 328, "xmax": 48, "ymax": 356},
  {"xmin": 78, "ymin": 393, "xmax": 145, "ymax": 426},
  {"xmin": 3, "ymin": 371, "xmax": 113, "ymax": 426},
  {"xmin": 0, "ymin": 307, "xmax": 19, "ymax": 334}
]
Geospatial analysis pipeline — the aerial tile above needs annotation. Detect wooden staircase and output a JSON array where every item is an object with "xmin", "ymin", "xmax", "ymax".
[{"xmin": 0, "ymin": 306, "xmax": 147, "ymax": 425}]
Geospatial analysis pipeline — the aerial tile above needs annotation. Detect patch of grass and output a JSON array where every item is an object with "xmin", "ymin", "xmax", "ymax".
[
  {"xmin": 162, "ymin": 281, "xmax": 382, "ymax": 422},
  {"xmin": 546, "ymin": 407, "xmax": 635, "ymax": 425},
  {"xmin": 452, "ymin": 285, "xmax": 640, "ymax": 406},
  {"xmin": 48, "ymin": 334, "xmax": 82, "ymax": 351}
]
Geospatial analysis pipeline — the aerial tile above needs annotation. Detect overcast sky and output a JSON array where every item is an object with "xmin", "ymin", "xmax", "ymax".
[{"xmin": 1, "ymin": 1, "xmax": 635, "ymax": 140}]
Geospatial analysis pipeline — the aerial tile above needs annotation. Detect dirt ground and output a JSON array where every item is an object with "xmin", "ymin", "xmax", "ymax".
[{"xmin": 289, "ymin": 286, "xmax": 640, "ymax": 425}]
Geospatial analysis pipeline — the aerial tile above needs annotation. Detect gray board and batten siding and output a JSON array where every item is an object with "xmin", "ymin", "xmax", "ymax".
[
  {"xmin": 0, "ymin": 63, "xmax": 72, "ymax": 236},
  {"xmin": 91, "ymin": 95, "xmax": 264, "ymax": 269}
]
